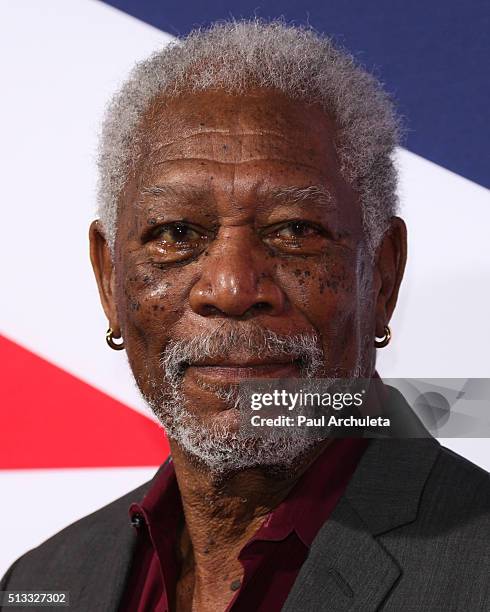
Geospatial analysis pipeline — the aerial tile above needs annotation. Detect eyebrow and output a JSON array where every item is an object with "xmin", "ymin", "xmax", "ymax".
[
  {"xmin": 140, "ymin": 183, "xmax": 210, "ymax": 202},
  {"xmin": 265, "ymin": 184, "xmax": 334, "ymax": 206},
  {"xmin": 254, "ymin": 184, "xmax": 336, "ymax": 217},
  {"xmin": 136, "ymin": 183, "xmax": 216, "ymax": 216}
]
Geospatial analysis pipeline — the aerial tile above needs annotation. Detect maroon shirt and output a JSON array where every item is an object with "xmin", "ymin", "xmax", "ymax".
[{"xmin": 120, "ymin": 438, "xmax": 368, "ymax": 612}]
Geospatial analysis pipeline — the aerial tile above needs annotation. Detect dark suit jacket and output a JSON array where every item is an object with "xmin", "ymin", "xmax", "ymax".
[{"xmin": 2, "ymin": 438, "xmax": 489, "ymax": 611}]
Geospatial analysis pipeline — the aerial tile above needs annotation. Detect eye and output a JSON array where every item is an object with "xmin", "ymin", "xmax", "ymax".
[
  {"xmin": 262, "ymin": 220, "xmax": 330, "ymax": 254},
  {"xmin": 274, "ymin": 221, "xmax": 321, "ymax": 239},
  {"xmin": 144, "ymin": 221, "xmax": 211, "ymax": 264},
  {"xmin": 151, "ymin": 222, "xmax": 203, "ymax": 245}
]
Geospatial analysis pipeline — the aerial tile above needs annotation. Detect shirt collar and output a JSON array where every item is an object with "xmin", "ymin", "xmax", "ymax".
[
  {"xmin": 130, "ymin": 438, "xmax": 368, "ymax": 552},
  {"xmin": 245, "ymin": 438, "xmax": 369, "ymax": 548}
]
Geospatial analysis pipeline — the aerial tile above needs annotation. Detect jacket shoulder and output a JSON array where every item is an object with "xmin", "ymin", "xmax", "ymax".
[
  {"xmin": 427, "ymin": 443, "xmax": 490, "ymax": 505},
  {"xmin": 1, "ymin": 478, "xmax": 152, "ymax": 590},
  {"xmin": 421, "ymin": 442, "xmax": 490, "ymax": 535},
  {"xmin": 378, "ymin": 444, "xmax": 489, "ymax": 610}
]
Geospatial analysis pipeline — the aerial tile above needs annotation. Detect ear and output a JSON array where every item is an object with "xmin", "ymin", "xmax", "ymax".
[
  {"xmin": 89, "ymin": 220, "xmax": 121, "ymax": 336},
  {"xmin": 373, "ymin": 216, "xmax": 407, "ymax": 337}
]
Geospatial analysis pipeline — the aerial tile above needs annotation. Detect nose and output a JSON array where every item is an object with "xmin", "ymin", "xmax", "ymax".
[{"xmin": 189, "ymin": 227, "xmax": 286, "ymax": 318}]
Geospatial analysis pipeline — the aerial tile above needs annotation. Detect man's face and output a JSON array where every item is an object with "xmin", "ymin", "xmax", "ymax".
[{"xmin": 91, "ymin": 88, "xmax": 404, "ymax": 469}]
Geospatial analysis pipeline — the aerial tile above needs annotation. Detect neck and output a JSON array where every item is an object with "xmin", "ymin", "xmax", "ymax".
[{"xmin": 169, "ymin": 438, "xmax": 332, "ymax": 570}]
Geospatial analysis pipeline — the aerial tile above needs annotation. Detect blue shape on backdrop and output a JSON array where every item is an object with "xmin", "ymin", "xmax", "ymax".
[{"xmin": 102, "ymin": 0, "xmax": 490, "ymax": 188}]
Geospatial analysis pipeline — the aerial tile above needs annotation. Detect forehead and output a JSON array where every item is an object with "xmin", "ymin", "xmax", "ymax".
[{"xmin": 136, "ymin": 89, "xmax": 341, "ymax": 183}]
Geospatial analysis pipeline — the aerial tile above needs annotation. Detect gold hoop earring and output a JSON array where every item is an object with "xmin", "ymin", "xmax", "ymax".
[
  {"xmin": 375, "ymin": 325, "xmax": 391, "ymax": 348},
  {"xmin": 106, "ymin": 328, "xmax": 125, "ymax": 351}
]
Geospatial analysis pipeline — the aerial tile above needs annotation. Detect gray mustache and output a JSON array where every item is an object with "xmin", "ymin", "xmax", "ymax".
[{"xmin": 160, "ymin": 322, "xmax": 324, "ymax": 384}]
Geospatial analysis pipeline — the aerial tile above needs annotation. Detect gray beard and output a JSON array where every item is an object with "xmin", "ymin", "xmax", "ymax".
[{"xmin": 142, "ymin": 322, "xmax": 338, "ymax": 474}]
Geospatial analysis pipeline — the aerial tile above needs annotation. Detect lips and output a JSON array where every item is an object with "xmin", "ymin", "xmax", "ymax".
[
  {"xmin": 185, "ymin": 358, "xmax": 301, "ymax": 382},
  {"xmin": 186, "ymin": 356, "xmax": 298, "ymax": 367}
]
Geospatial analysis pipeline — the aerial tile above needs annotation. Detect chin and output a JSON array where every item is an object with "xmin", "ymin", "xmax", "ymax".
[
  {"xmin": 150, "ymin": 394, "xmax": 314, "ymax": 474},
  {"xmin": 178, "ymin": 429, "xmax": 318, "ymax": 476}
]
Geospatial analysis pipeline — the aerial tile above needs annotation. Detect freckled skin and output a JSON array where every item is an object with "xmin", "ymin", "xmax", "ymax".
[{"xmin": 89, "ymin": 88, "xmax": 407, "ymax": 611}]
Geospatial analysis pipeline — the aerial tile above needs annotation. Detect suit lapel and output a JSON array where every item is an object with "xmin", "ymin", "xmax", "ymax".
[
  {"xmin": 283, "ymin": 437, "xmax": 440, "ymax": 611},
  {"xmin": 283, "ymin": 496, "xmax": 400, "ymax": 611}
]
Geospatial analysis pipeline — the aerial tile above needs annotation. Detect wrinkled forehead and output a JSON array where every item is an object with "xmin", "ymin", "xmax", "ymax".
[{"xmin": 136, "ymin": 88, "xmax": 340, "ymax": 171}]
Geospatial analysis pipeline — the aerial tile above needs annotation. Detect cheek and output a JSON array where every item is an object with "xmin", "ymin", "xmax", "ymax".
[
  {"xmin": 274, "ymin": 250, "xmax": 367, "ymax": 370},
  {"xmin": 275, "ymin": 251, "xmax": 359, "ymax": 324},
  {"xmin": 116, "ymin": 259, "xmax": 192, "ymax": 353}
]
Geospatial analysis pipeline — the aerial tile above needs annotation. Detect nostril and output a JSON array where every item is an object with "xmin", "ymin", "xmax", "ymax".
[
  {"xmin": 201, "ymin": 304, "xmax": 225, "ymax": 317},
  {"xmin": 254, "ymin": 302, "xmax": 272, "ymax": 312}
]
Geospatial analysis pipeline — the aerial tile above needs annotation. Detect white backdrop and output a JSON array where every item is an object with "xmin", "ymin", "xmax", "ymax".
[{"xmin": 1, "ymin": 0, "xmax": 489, "ymax": 577}]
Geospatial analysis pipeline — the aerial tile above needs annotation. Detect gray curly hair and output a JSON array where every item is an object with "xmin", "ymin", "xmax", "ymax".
[{"xmin": 97, "ymin": 19, "xmax": 401, "ymax": 254}]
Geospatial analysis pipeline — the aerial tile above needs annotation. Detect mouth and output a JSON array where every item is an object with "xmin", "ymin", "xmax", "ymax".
[{"xmin": 184, "ymin": 358, "xmax": 302, "ymax": 383}]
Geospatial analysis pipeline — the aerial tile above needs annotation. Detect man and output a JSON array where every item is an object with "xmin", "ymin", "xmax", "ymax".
[{"xmin": 2, "ymin": 20, "xmax": 488, "ymax": 612}]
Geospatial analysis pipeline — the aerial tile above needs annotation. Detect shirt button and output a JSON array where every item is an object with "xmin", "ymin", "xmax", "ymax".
[{"xmin": 130, "ymin": 513, "xmax": 144, "ymax": 528}]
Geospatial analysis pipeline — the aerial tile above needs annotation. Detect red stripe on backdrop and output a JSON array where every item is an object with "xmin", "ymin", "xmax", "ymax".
[{"xmin": 0, "ymin": 334, "xmax": 169, "ymax": 469}]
